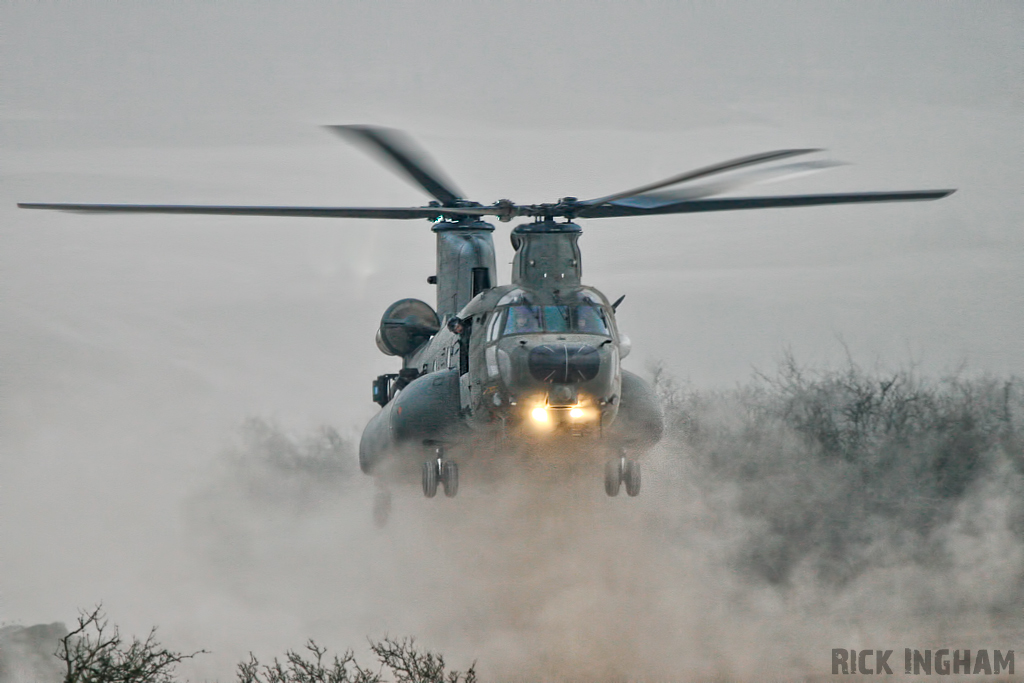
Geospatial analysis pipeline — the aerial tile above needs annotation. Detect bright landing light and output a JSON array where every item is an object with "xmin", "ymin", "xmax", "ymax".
[
  {"xmin": 569, "ymin": 407, "xmax": 584, "ymax": 419},
  {"xmin": 531, "ymin": 407, "xmax": 549, "ymax": 422}
]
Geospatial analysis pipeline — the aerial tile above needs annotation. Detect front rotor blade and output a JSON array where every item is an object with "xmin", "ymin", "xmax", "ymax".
[
  {"xmin": 17, "ymin": 203, "xmax": 453, "ymax": 220},
  {"xmin": 327, "ymin": 125, "xmax": 464, "ymax": 205},
  {"xmin": 613, "ymin": 160, "xmax": 845, "ymax": 209},
  {"xmin": 577, "ymin": 190, "xmax": 956, "ymax": 218},
  {"xmin": 581, "ymin": 149, "xmax": 821, "ymax": 207}
]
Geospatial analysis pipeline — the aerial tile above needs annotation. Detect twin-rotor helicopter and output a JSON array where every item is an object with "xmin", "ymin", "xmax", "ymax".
[{"xmin": 19, "ymin": 126, "xmax": 954, "ymax": 512}]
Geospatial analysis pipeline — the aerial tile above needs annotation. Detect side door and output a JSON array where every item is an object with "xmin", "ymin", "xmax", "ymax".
[{"xmin": 447, "ymin": 338, "xmax": 472, "ymax": 414}]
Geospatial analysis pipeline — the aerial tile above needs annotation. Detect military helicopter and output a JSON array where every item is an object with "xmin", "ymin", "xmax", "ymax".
[{"xmin": 19, "ymin": 126, "xmax": 954, "ymax": 504}]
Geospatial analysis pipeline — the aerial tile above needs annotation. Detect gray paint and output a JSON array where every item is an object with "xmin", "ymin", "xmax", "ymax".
[
  {"xmin": 510, "ymin": 222, "xmax": 584, "ymax": 288},
  {"xmin": 432, "ymin": 222, "xmax": 497, "ymax": 320}
]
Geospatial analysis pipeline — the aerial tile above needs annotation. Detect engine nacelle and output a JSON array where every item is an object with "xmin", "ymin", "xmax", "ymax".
[{"xmin": 375, "ymin": 298, "xmax": 440, "ymax": 357}]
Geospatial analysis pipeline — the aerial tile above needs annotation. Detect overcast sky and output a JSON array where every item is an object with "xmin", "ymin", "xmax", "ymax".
[{"xmin": 2, "ymin": 1, "xmax": 1022, "ymax": 678}]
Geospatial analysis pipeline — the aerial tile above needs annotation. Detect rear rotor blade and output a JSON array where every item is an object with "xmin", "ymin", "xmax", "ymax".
[
  {"xmin": 327, "ymin": 125, "xmax": 464, "ymax": 206},
  {"xmin": 577, "ymin": 190, "xmax": 956, "ymax": 218},
  {"xmin": 17, "ymin": 203, "xmax": 454, "ymax": 220},
  {"xmin": 581, "ymin": 149, "xmax": 821, "ymax": 207}
]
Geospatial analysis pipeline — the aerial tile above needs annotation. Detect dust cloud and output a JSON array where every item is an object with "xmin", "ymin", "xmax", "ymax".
[
  {"xmin": 0, "ymin": 624, "xmax": 67, "ymax": 683},
  {"xmin": 162, "ymin": 361, "xmax": 1024, "ymax": 682}
]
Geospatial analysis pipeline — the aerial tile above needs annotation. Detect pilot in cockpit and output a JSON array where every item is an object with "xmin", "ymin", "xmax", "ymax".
[{"xmin": 504, "ymin": 306, "xmax": 543, "ymax": 335}]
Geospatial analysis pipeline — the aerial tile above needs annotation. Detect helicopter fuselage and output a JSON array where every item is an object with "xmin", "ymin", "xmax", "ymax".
[{"xmin": 358, "ymin": 220, "xmax": 664, "ymax": 489}]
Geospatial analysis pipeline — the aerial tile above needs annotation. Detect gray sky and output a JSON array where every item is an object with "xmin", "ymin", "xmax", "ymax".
[{"xmin": 2, "ymin": 1, "xmax": 1023, "ymax": 678}]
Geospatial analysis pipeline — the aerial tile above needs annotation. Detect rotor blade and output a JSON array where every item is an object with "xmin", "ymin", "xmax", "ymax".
[
  {"xmin": 612, "ymin": 160, "xmax": 845, "ymax": 209},
  {"xmin": 327, "ymin": 125, "xmax": 464, "ymax": 205},
  {"xmin": 580, "ymin": 149, "xmax": 821, "ymax": 207},
  {"xmin": 17, "ymin": 203, "xmax": 457, "ymax": 220},
  {"xmin": 577, "ymin": 190, "xmax": 956, "ymax": 218}
]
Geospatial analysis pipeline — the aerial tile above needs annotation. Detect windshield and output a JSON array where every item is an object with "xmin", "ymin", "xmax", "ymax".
[{"xmin": 502, "ymin": 305, "xmax": 610, "ymax": 336}]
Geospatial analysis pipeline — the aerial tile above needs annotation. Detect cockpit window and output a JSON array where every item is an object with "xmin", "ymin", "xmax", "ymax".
[
  {"xmin": 574, "ymin": 305, "xmax": 610, "ymax": 334},
  {"xmin": 502, "ymin": 305, "xmax": 610, "ymax": 336},
  {"xmin": 543, "ymin": 306, "xmax": 570, "ymax": 332},
  {"xmin": 486, "ymin": 310, "xmax": 505, "ymax": 342},
  {"xmin": 503, "ymin": 305, "xmax": 544, "ymax": 335}
]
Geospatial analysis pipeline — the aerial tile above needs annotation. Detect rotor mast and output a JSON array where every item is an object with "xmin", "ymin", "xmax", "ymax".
[
  {"xmin": 510, "ymin": 218, "xmax": 583, "ymax": 289},
  {"xmin": 432, "ymin": 218, "xmax": 497, "ymax": 320}
]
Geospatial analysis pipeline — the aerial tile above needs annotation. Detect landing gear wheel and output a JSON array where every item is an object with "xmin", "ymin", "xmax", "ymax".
[
  {"xmin": 623, "ymin": 459, "xmax": 641, "ymax": 497},
  {"xmin": 604, "ymin": 458, "xmax": 622, "ymax": 497},
  {"xmin": 422, "ymin": 459, "xmax": 439, "ymax": 498},
  {"xmin": 441, "ymin": 460, "xmax": 459, "ymax": 498}
]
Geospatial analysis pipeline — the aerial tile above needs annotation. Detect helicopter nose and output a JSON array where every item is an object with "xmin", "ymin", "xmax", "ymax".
[{"xmin": 528, "ymin": 343, "xmax": 600, "ymax": 384}]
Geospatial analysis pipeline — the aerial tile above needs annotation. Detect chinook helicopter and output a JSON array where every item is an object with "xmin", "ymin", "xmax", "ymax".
[{"xmin": 19, "ymin": 126, "xmax": 954, "ymax": 504}]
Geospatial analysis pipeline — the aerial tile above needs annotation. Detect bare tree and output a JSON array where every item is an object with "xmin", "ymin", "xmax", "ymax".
[
  {"xmin": 56, "ymin": 607, "xmax": 204, "ymax": 683},
  {"xmin": 54, "ymin": 608, "xmax": 473, "ymax": 683},
  {"xmin": 239, "ymin": 637, "xmax": 475, "ymax": 683},
  {"xmin": 369, "ymin": 637, "xmax": 475, "ymax": 683},
  {"xmin": 237, "ymin": 641, "xmax": 380, "ymax": 683}
]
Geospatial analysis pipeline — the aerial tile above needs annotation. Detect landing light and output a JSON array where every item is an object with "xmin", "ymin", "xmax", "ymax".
[
  {"xmin": 531, "ymin": 407, "xmax": 549, "ymax": 422},
  {"xmin": 569, "ymin": 407, "xmax": 584, "ymax": 419}
]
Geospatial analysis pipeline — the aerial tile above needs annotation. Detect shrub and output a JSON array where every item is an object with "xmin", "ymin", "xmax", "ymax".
[
  {"xmin": 654, "ymin": 355, "xmax": 1024, "ymax": 589},
  {"xmin": 55, "ymin": 607, "xmax": 203, "ymax": 683},
  {"xmin": 238, "ymin": 637, "xmax": 475, "ymax": 683}
]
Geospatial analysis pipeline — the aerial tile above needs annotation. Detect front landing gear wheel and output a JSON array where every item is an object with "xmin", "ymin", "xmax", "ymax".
[
  {"xmin": 623, "ymin": 459, "xmax": 641, "ymax": 497},
  {"xmin": 604, "ymin": 458, "xmax": 623, "ymax": 496},
  {"xmin": 441, "ymin": 460, "xmax": 459, "ymax": 498},
  {"xmin": 422, "ymin": 459, "xmax": 439, "ymax": 498}
]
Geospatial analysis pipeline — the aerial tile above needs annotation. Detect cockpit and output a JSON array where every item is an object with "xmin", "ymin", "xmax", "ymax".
[{"xmin": 499, "ymin": 304, "xmax": 611, "ymax": 337}]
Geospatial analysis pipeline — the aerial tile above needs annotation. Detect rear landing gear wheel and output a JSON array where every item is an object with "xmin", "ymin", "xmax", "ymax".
[
  {"xmin": 441, "ymin": 460, "xmax": 459, "ymax": 498},
  {"xmin": 604, "ymin": 458, "xmax": 622, "ymax": 497},
  {"xmin": 623, "ymin": 459, "xmax": 641, "ymax": 497},
  {"xmin": 422, "ymin": 459, "xmax": 439, "ymax": 498}
]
